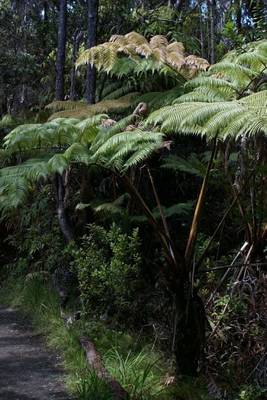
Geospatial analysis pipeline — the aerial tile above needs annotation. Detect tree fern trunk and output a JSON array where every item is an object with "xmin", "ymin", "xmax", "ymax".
[
  {"xmin": 174, "ymin": 289, "xmax": 206, "ymax": 376},
  {"xmin": 55, "ymin": 0, "xmax": 67, "ymax": 101},
  {"xmin": 85, "ymin": 0, "xmax": 99, "ymax": 104}
]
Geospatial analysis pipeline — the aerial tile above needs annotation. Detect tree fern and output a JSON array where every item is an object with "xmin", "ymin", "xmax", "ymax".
[
  {"xmin": 47, "ymin": 94, "xmax": 139, "ymax": 120},
  {"xmin": 76, "ymin": 32, "xmax": 209, "ymax": 81},
  {"xmin": 181, "ymin": 40, "xmax": 267, "ymax": 104},
  {"xmin": 132, "ymin": 202, "xmax": 193, "ymax": 223},
  {"xmin": 161, "ymin": 153, "xmax": 211, "ymax": 177},
  {"xmin": 91, "ymin": 129, "xmax": 164, "ymax": 172},
  {"xmin": 146, "ymin": 90, "xmax": 267, "ymax": 140}
]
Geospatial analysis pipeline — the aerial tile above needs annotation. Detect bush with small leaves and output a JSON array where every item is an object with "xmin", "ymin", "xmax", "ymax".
[{"xmin": 72, "ymin": 224, "xmax": 142, "ymax": 325}]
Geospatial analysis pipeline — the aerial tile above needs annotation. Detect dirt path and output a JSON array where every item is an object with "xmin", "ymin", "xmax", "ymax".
[{"xmin": 0, "ymin": 305, "xmax": 73, "ymax": 400}]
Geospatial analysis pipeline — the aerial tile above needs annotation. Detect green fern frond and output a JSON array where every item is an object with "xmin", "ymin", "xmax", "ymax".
[
  {"xmin": 63, "ymin": 143, "xmax": 91, "ymax": 165},
  {"xmin": 186, "ymin": 76, "xmax": 238, "ymax": 91},
  {"xmin": 0, "ymin": 114, "xmax": 18, "ymax": 129},
  {"xmin": 102, "ymin": 83, "xmax": 138, "ymax": 100},
  {"xmin": 175, "ymin": 86, "xmax": 235, "ymax": 103},
  {"xmin": 77, "ymin": 194, "xmax": 129, "ymax": 216},
  {"xmin": 136, "ymin": 86, "xmax": 184, "ymax": 110},
  {"xmin": 0, "ymin": 159, "xmax": 50, "ymax": 181},
  {"xmin": 47, "ymin": 154, "xmax": 68, "ymax": 174},
  {"xmin": 76, "ymin": 32, "xmax": 209, "ymax": 80},
  {"xmin": 93, "ymin": 129, "xmax": 163, "ymax": 157},
  {"xmin": 122, "ymin": 141, "xmax": 162, "ymax": 170},
  {"xmin": 4, "ymin": 119, "xmax": 79, "ymax": 153},
  {"xmin": 161, "ymin": 153, "xmax": 209, "ymax": 177},
  {"xmin": 100, "ymin": 81, "xmax": 125, "ymax": 99},
  {"xmin": 209, "ymin": 61, "xmax": 257, "ymax": 82},
  {"xmin": 91, "ymin": 128, "xmax": 164, "ymax": 172},
  {"xmin": 146, "ymin": 90, "xmax": 267, "ymax": 140},
  {"xmin": 132, "ymin": 202, "xmax": 193, "ymax": 223},
  {"xmin": 175, "ymin": 40, "xmax": 267, "ymax": 104},
  {"xmin": 0, "ymin": 177, "xmax": 29, "ymax": 217}
]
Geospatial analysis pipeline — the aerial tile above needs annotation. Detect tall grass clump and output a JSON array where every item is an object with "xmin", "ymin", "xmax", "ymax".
[{"xmin": 105, "ymin": 348, "xmax": 168, "ymax": 400}]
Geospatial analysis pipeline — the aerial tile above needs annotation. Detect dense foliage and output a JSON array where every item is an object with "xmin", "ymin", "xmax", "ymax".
[{"xmin": 0, "ymin": 1, "xmax": 267, "ymax": 400}]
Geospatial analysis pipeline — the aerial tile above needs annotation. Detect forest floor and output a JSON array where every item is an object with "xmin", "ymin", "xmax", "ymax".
[{"xmin": 0, "ymin": 305, "xmax": 72, "ymax": 400}]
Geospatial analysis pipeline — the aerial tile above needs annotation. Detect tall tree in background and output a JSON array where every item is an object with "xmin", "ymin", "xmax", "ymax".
[
  {"xmin": 55, "ymin": 0, "xmax": 67, "ymax": 100},
  {"xmin": 85, "ymin": 0, "xmax": 99, "ymax": 104},
  {"xmin": 70, "ymin": 29, "xmax": 83, "ymax": 100},
  {"xmin": 209, "ymin": 0, "xmax": 216, "ymax": 63}
]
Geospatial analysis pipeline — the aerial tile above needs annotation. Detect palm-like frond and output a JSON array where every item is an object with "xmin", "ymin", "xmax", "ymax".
[
  {"xmin": 3, "ymin": 119, "xmax": 79, "ymax": 153},
  {"xmin": 3, "ymin": 116, "xmax": 105, "ymax": 155},
  {"xmin": 161, "ymin": 153, "xmax": 210, "ymax": 177},
  {"xmin": 179, "ymin": 40, "xmax": 267, "ymax": 103},
  {"xmin": 136, "ymin": 86, "xmax": 184, "ymax": 110},
  {"xmin": 76, "ymin": 194, "xmax": 129, "ymax": 217},
  {"xmin": 0, "ymin": 159, "xmax": 51, "ymax": 217},
  {"xmin": 76, "ymin": 32, "xmax": 209, "ymax": 80},
  {"xmin": 0, "ymin": 176, "xmax": 29, "ymax": 217},
  {"xmin": 132, "ymin": 202, "xmax": 193, "ymax": 223},
  {"xmin": 91, "ymin": 128, "xmax": 164, "ymax": 172},
  {"xmin": 0, "ymin": 109, "xmax": 166, "ymax": 214},
  {"xmin": 146, "ymin": 90, "xmax": 267, "ymax": 140}
]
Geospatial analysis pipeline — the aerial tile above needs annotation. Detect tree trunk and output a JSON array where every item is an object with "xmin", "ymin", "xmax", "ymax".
[
  {"xmin": 43, "ymin": 0, "xmax": 48, "ymax": 22},
  {"xmin": 235, "ymin": 0, "xmax": 242, "ymax": 33},
  {"xmin": 209, "ymin": 0, "xmax": 216, "ymax": 64},
  {"xmin": 199, "ymin": 5, "xmax": 205, "ymax": 58},
  {"xmin": 85, "ymin": 0, "xmax": 99, "ymax": 104},
  {"xmin": 70, "ymin": 30, "xmax": 83, "ymax": 100},
  {"xmin": 55, "ymin": 0, "xmax": 67, "ymax": 101},
  {"xmin": 174, "ymin": 287, "xmax": 206, "ymax": 376},
  {"xmin": 55, "ymin": 172, "xmax": 74, "ymax": 243}
]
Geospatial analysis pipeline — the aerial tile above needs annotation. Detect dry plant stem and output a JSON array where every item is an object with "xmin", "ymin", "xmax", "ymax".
[
  {"xmin": 205, "ymin": 241, "xmax": 249, "ymax": 308},
  {"xmin": 196, "ymin": 168, "xmax": 256, "ymax": 272},
  {"xmin": 226, "ymin": 170, "xmax": 252, "ymax": 243},
  {"xmin": 146, "ymin": 166, "xmax": 178, "ymax": 265},
  {"xmin": 185, "ymin": 139, "xmax": 217, "ymax": 268},
  {"xmin": 147, "ymin": 166, "xmax": 170, "ymax": 240},
  {"xmin": 123, "ymin": 175, "xmax": 181, "ymax": 274},
  {"xmin": 250, "ymin": 173, "xmax": 257, "ymax": 244},
  {"xmin": 208, "ymin": 244, "xmax": 253, "ymax": 339},
  {"xmin": 200, "ymin": 261, "xmax": 267, "ymax": 273}
]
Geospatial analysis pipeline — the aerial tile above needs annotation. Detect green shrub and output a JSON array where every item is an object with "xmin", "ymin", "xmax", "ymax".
[
  {"xmin": 72, "ymin": 224, "xmax": 142, "ymax": 324},
  {"xmin": 4, "ymin": 186, "xmax": 66, "ymax": 275}
]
